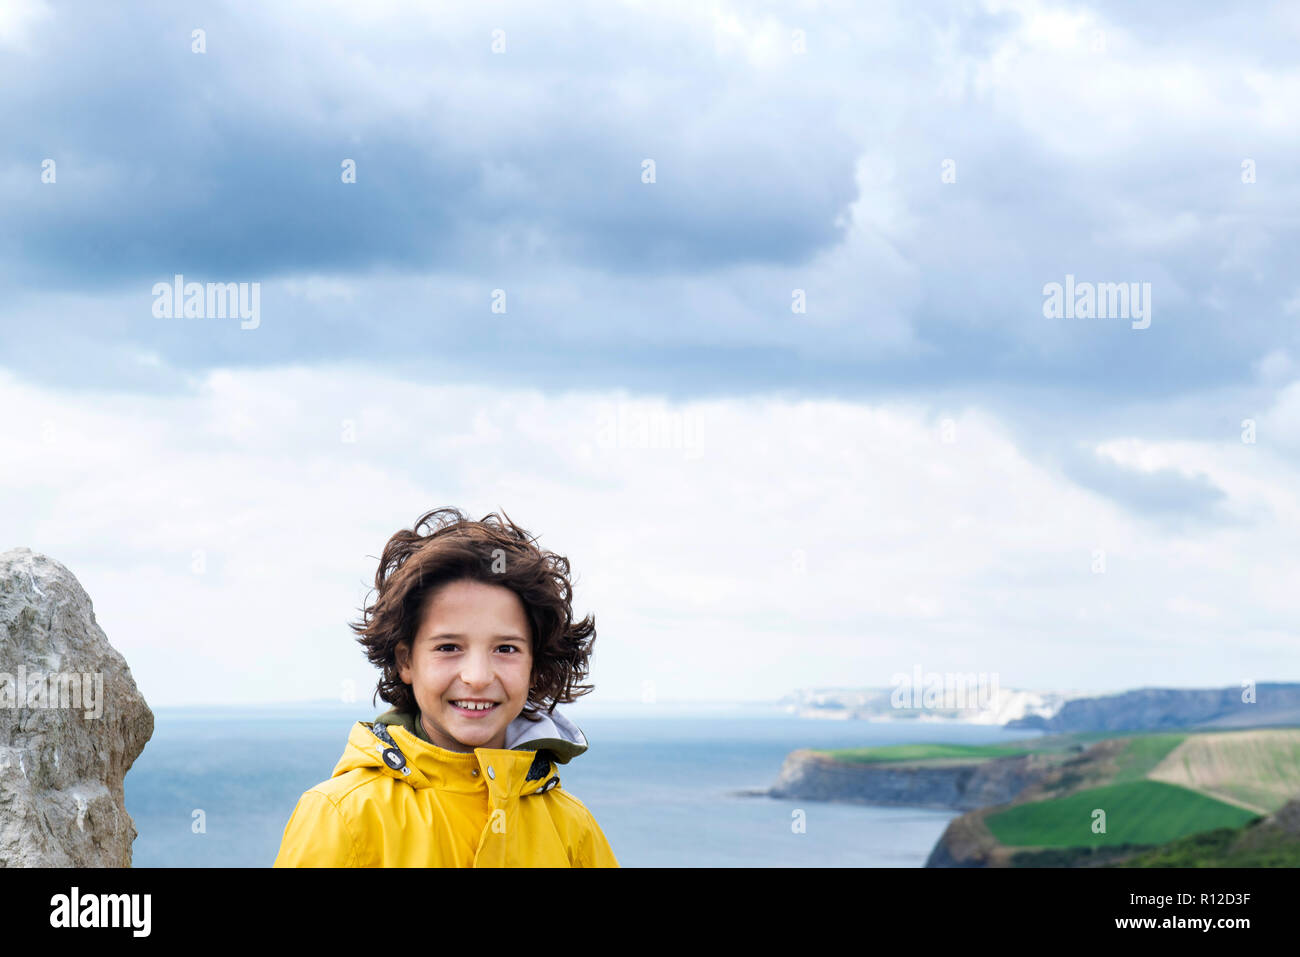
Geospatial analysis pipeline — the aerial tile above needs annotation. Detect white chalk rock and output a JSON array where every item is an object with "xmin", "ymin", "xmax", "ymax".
[{"xmin": 0, "ymin": 547, "xmax": 153, "ymax": 866}]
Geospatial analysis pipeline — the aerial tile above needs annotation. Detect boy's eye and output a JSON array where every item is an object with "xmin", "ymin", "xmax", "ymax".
[{"xmin": 432, "ymin": 643, "xmax": 522, "ymax": 653}]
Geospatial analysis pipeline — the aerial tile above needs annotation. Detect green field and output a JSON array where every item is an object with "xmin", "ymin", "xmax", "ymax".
[
  {"xmin": 1111, "ymin": 733, "xmax": 1186, "ymax": 782},
  {"xmin": 817, "ymin": 743, "xmax": 1043, "ymax": 764},
  {"xmin": 811, "ymin": 727, "xmax": 1297, "ymax": 865},
  {"xmin": 985, "ymin": 780, "xmax": 1261, "ymax": 848},
  {"xmin": 1146, "ymin": 728, "xmax": 1300, "ymax": 813}
]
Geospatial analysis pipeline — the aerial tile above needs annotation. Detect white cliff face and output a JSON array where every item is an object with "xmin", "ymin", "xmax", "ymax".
[
  {"xmin": 962, "ymin": 688, "xmax": 1097, "ymax": 725},
  {"xmin": 0, "ymin": 547, "xmax": 154, "ymax": 866},
  {"xmin": 781, "ymin": 686, "xmax": 1096, "ymax": 724}
]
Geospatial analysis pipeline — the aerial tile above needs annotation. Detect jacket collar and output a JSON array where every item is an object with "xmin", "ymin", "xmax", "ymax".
[
  {"xmin": 375, "ymin": 706, "xmax": 589, "ymax": 764},
  {"xmin": 327, "ymin": 706, "xmax": 589, "ymax": 798}
]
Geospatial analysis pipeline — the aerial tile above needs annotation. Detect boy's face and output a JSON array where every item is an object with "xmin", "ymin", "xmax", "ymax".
[{"xmin": 395, "ymin": 578, "xmax": 534, "ymax": 753}]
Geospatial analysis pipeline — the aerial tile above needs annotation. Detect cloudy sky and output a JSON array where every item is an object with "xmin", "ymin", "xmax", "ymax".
[{"xmin": 2, "ymin": 0, "xmax": 1298, "ymax": 709}]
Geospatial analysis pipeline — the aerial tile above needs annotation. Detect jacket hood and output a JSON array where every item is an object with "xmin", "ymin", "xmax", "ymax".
[{"xmin": 327, "ymin": 706, "xmax": 591, "ymax": 797}]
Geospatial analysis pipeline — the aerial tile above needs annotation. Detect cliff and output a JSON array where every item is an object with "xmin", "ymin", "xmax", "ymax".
[
  {"xmin": 924, "ymin": 738, "xmax": 1131, "ymax": 867},
  {"xmin": 0, "ymin": 547, "xmax": 154, "ymax": 866},
  {"xmin": 768, "ymin": 748, "xmax": 1060, "ymax": 811},
  {"xmin": 1006, "ymin": 684, "xmax": 1300, "ymax": 733}
]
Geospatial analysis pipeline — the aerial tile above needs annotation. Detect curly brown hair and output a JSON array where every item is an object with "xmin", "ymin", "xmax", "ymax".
[{"xmin": 350, "ymin": 507, "xmax": 596, "ymax": 722}]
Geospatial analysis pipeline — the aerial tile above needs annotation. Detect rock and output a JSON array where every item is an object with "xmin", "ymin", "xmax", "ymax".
[
  {"xmin": 1264, "ymin": 797, "xmax": 1300, "ymax": 835},
  {"xmin": 1227, "ymin": 796, "xmax": 1300, "ymax": 856},
  {"xmin": 924, "ymin": 807, "xmax": 1003, "ymax": 867},
  {"xmin": 0, "ymin": 547, "xmax": 153, "ymax": 866}
]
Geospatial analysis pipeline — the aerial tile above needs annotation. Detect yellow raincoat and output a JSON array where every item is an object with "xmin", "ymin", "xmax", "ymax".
[{"xmin": 273, "ymin": 706, "xmax": 619, "ymax": 867}]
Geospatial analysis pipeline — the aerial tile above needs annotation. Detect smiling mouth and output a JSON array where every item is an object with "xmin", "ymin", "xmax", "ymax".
[{"xmin": 449, "ymin": 700, "xmax": 500, "ymax": 713}]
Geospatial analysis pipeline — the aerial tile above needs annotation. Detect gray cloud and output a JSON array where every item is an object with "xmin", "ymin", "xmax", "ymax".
[
  {"xmin": 2, "ymin": 0, "xmax": 1298, "ymax": 455},
  {"xmin": 1056, "ymin": 445, "xmax": 1231, "ymax": 527}
]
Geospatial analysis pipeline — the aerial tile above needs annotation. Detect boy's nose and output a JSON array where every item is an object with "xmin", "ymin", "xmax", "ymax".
[{"xmin": 460, "ymin": 654, "xmax": 494, "ymax": 686}]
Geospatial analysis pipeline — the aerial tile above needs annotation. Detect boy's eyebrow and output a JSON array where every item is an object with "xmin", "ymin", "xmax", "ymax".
[{"xmin": 426, "ymin": 633, "xmax": 528, "ymax": 642}]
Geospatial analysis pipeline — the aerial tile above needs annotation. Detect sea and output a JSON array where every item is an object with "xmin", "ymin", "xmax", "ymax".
[{"xmin": 124, "ymin": 702, "xmax": 1043, "ymax": 867}]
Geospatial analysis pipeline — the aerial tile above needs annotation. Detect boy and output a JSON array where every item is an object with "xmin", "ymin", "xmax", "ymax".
[{"xmin": 273, "ymin": 507, "xmax": 619, "ymax": 867}]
